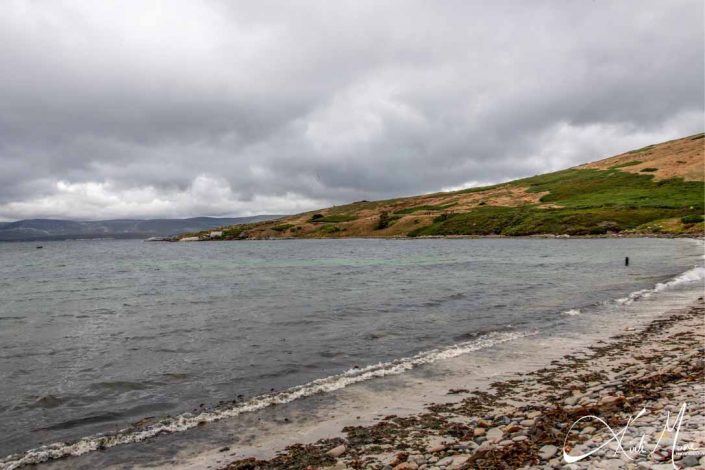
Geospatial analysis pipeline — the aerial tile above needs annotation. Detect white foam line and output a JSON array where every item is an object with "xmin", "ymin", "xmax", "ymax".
[
  {"xmin": 695, "ymin": 238, "xmax": 705, "ymax": 259},
  {"xmin": 616, "ymin": 265, "xmax": 705, "ymax": 306},
  {"xmin": 0, "ymin": 330, "xmax": 534, "ymax": 469}
]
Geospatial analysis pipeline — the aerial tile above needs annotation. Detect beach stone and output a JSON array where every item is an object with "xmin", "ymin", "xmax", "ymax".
[
  {"xmin": 599, "ymin": 395, "xmax": 622, "ymax": 406},
  {"xmin": 436, "ymin": 456, "xmax": 454, "ymax": 466},
  {"xmin": 592, "ymin": 460, "xmax": 622, "ymax": 469},
  {"xmin": 579, "ymin": 397, "xmax": 593, "ymax": 405},
  {"xmin": 327, "ymin": 444, "xmax": 347, "ymax": 457},
  {"xmin": 447, "ymin": 456, "xmax": 470, "ymax": 469},
  {"xmin": 678, "ymin": 431, "xmax": 693, "ymax": 442},
  {"xmin": 512, "ymin": 435, "xmax": 528, "ymax": 442},
  {"xmin": 324, "ymin": 464, "xmax": 348, "ymax": 470},
  {"xmin": 393, "ymin": 463, "xmax": 417, "ymax": 470},
  {"xmin": 681, "ymin": 455, "xmax": 700, "ymax": 467},
  {"xmin": 476, "ymin": 441, "xmax": 494, "ymax": 452},
  {"xmin": 565, "ymin": 396, "xmax": 579, "ymax": 406},
  {"xmin": 538, "ymin": 444, "xmax": 558, "ymax": 460},
  {"xmin": 526, "ymin": 411, "xmax": 542, "ymax": 419},
  {"xmin": 520, "ymin": 419, "xmax": 535, "ymax": 427},
  {"xmin": 505, "ymin": 424, "xmax": 521, "ymax": 433},
  {"xmin": 499, "ymin": 439, "xmax": 513, "ymax": 446},
  {"xmin": 473, "ymin": 427, "xmax": 486, "ymax": 436},
  {"xmin": 487, "ymin": 427, "xmax": 504, "ymax": 442}
]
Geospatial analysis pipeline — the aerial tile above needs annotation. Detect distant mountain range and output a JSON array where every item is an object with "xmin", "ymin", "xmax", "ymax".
[{"xmin": 0, "ymin": 215, "xmax": 284, "ymax": 241}]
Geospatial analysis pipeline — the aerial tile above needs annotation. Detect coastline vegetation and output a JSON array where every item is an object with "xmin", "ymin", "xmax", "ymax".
[
  {"xmin": 179, "ymin": 134, "xmax": 704, "ymax": 240},
  {"xmin": 409, "ymin": 169, "xmax": 703, "ymax": 236},
  {"xmin": 271, "ymin": 224, "xmax": 295, "ymax": 232},
  {"xmin": 310, "ymin": 214, "xmax": 358, "ymax": 223}
]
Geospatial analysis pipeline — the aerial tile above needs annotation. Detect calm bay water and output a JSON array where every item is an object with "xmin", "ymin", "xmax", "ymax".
[{"xmin": 0, "ymin": 238, "xmax": 702, "ymax": 460}]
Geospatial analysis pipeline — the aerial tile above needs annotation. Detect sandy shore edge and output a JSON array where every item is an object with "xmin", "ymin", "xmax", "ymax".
[{"xmin": 219, "ymin": 299, "xmax": 705, "ymax": 470}]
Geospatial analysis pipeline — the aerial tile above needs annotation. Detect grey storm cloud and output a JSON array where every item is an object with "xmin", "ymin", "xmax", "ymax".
[{"xmin": 0, "ymin": 0, "xmax": 702, "ymax": 220}]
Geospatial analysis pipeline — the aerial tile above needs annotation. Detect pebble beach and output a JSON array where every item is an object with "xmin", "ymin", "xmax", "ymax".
[{"xmin": 220, "ymin": 299, "xmax": 705, "ymax": 470}]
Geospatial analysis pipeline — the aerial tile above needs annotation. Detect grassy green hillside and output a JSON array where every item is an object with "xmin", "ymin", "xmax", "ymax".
[
  {"xmin": 180, "ymin": 133, "xmax": 704, "ymax": 240},
  {"xmin": 410, "ymin": 167, "xmax": 703, "ymax": 236}
]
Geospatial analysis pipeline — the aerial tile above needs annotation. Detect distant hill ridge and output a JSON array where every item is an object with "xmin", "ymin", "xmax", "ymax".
[
  {"xmin": 0, "ymin": 215, "xmax": 283, "ymax": 241},
  {"xmin": 181, "ymin": 133, "xmax": 704, "ymax": 240}
]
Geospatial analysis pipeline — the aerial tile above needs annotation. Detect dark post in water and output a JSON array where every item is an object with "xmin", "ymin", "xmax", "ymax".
[{"xmin": 625, "ymin": 256, "xmax": 629, "ymax": 266}]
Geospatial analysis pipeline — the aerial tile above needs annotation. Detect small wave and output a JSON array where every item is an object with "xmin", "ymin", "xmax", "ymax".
[
  {"xmin": 616, "ymin": 266, "xmax": 705, "ymax": 306},
  {"xmin": 0, "ymin": 329, "xmax": 533, "ymax": 470},
  {"xmin": 36, "ymin": 412, "xmax": 123, "ymax": 431},
  {"xmin": 26, "ymin": 395, "xmax": 68, "ymax": 410},
  {"xmin": 148, "ymin": 346, "xmax": 198, "ymax": 354},
  {"xmin": 453, "ymin": 325, "xmax": 514, "ymax": 341},
  {"xmin": 363, "ymin": 331, "xmax": 392, "ymax": 340},
  {"xmin": 401, "ymin": 292, "xmax": 468, "ymax": 309},
  {"xmin": 87, "ymin": 381, "xmax": 154, "ymax": 393},
  {"xmin": 562, "ymin": 308, "xmax": 581, "ymax": 316},
  {"xmin": 160, "ymin": 372, "xmax": 190, "ymax": 381},
  {"xmin": 86, "ymin": 308, "xmax": 116, "ymax": 315}
]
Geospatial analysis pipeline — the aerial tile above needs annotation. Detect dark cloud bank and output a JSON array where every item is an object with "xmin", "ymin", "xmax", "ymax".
[{"xmin": 0, "ymin": 0, "xmax": 702, "ymax": 220}]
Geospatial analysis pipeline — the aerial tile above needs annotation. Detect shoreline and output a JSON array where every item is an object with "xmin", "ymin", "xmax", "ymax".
[
  {"xmin": 217, "ymin": 299, "xmax": 705, "ymax": 470},
  {"xmin": 167, "ymin": 234, "xmax": 704, "ymax": 242}
]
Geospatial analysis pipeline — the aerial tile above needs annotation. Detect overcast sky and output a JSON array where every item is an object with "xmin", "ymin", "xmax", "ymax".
[{"xmin": 0, "ymin": 0, "xmax": 702, "ymax": 221}]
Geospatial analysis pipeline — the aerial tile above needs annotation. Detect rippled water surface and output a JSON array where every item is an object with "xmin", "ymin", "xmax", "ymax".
[{"xmin": 0, "ymin": 238, "xmax": 701, "ymax": 459}]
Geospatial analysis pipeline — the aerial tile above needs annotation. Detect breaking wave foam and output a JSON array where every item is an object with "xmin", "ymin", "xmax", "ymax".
[
  {"xmin": 0, "ymin": 329, "xmax": 533, "ymax": 469},
  {"xmin": 562, "ymin": 308, "xmax": 582, "ymax": 316},
  {"xmin": 616, "ymin": 266, "xmax": 705, "ymax": 306}
]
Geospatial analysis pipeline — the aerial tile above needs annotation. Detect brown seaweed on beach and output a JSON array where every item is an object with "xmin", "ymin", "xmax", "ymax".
[
  {"xmin": 465, "ymin": 440, "xmax": 540, "ymax": 469},
  {"xmin": 220, "ymin": 302, "xmax": 705, "ymax": 470}
]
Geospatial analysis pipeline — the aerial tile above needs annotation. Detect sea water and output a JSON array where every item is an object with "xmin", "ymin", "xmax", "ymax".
[{"xmin": 0, "ymin": 238, "xmax": 702, "ymax": 467}]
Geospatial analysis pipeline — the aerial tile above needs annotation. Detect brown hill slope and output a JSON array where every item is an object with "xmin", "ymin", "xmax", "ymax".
[
  {"xmin": 182, "ymin": 133, "xmax": 704, "ymax": 240},
  {"xmin": 579, "ymin": 134, "xmax": 703, "ymax": 181}
]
